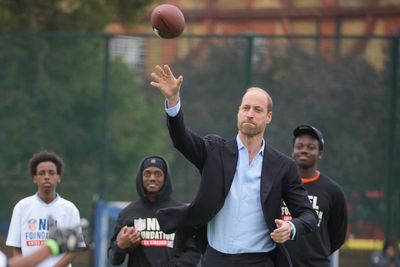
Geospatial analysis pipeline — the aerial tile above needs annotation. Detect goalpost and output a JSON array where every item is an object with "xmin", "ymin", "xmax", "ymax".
[{"xmin": 93, "ymin": 199, "xmax": 129, "ymax": 267}]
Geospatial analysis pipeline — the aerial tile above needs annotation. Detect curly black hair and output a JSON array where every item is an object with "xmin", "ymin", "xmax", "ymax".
[{"xmin": 28, "ymin": 151, "xmax": 64, "ymax": 176}]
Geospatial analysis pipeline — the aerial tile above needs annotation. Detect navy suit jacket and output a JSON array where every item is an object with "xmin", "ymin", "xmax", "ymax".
[{"xmin": 156, "ymin": 109, "xmax": 317, "ymax": 266}]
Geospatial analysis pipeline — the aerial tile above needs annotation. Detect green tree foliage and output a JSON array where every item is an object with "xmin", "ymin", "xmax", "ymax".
[
  {"xmin": 0, "ymin": 0, "xmax": 154, "ymax": 32},
  {"xmin": 0, "ymin": 0, "xmax": 160, "ymax": 225},
  {"xmin": 0, "ymin": 34, "xmax": 170, "ymax": 220}
]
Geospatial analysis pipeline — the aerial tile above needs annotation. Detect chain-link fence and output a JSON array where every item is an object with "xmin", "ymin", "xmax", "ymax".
[{"xmin": 0, "ymin": 32, "xmax": 398, "ymax": 266}]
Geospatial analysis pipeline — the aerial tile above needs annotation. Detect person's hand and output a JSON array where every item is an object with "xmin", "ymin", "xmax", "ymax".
[
  {"xmin": 150, "ymin": 64, "xmax": 183, "ymax": 107},
  {"xmin": 270, "ymin": 219, "xmax": 292, "ymax": 244},
  {"xmin": 116, "ymin": 226, "xmax": 141, "ymax": 250}
]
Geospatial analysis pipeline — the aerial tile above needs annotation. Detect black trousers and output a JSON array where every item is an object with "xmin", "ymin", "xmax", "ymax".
[{"xmin": 201, "ymin": 245, "xmax": 276, "ymax": 267}]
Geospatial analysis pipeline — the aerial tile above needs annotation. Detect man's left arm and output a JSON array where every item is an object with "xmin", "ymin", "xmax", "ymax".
[{"xmin": 328, "ymin": 186, "xmax": 348, "ymax": 253}]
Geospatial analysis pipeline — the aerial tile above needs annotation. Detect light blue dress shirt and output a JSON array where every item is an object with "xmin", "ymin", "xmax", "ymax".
[
  {"xmin": 165, "ymin": 100, "xmax": 295, "ymax": 254},
  {"xmin": 207, "ymin": 136, "xmax": 274, "ymax": 253}
]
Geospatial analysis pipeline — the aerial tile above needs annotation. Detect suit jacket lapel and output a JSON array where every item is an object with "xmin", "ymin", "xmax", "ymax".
[
  {"xmin": 221, "ymin": 139, "xmax": 238, "ymax": 196},
  {"xmin": 261, "ymin": 144, "xmax": 280, "ymax": 203}
]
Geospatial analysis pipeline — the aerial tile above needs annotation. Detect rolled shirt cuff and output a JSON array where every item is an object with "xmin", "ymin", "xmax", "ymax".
[{"xmin": 164, "ymin": 99, "xmax": 181, "ymax": 117}]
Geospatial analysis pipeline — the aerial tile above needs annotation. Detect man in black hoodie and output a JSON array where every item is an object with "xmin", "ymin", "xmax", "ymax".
[{"xmin": 108, "ymin": 156, "xmax": 201, "ymax": 267}]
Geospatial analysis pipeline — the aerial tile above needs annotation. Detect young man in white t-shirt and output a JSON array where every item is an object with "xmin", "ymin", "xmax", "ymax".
[{"xmin": 6, "ymin": 151, "xmax": 85, "ymax": 267}]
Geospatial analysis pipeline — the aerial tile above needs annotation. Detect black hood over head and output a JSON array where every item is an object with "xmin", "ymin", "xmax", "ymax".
[{"xmin": 136, "ymin": 155, "xmax": 173, "ymax": 203}]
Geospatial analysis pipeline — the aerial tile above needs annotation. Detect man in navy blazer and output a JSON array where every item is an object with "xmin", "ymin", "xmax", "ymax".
[{"xmin": 150, "ymin": 64, "xmax": 317, "ymax": 267}]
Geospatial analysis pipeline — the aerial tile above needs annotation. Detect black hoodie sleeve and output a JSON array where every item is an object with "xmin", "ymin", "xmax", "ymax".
[
  {"xmin": 108, "ymin": 240, "xmax": 128, "ymax": 265},
  {"xmin": 108, "ymin": 214, "xmax": 129, "ymax": 265}
]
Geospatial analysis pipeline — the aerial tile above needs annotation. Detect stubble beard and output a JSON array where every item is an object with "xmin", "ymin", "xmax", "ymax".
[{"xmin": 239, "ymin": 124, "xmax": 260, "ymax": 137}]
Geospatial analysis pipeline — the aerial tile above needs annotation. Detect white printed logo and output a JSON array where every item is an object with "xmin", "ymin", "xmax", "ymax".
[{"xmin": 134, "ymin": 218, "xmax": 146, "ymax": 231}]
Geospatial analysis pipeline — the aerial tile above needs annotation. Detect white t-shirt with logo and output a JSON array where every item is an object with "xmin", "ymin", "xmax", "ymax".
[
  {"xmin": 6, "ymin": 193, "xmax": 85, "ymax": 267},
  {"xmin": 0, "ymin": 251, "xmax": 6, "ymax": 267}
]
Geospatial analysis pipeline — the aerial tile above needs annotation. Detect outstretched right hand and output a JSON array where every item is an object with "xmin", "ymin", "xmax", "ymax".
[{"xmin": 150, "ymin": 64, "xmax": 183, "ymax": 108}]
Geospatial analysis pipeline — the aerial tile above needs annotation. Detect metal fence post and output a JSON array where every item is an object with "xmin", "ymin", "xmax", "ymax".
[
  {"xmin": 244, "ymin": 34, "xmax": 254, "ymax": 88},
  {"xmin": 385, "ymin": 35, "xmax": 399, "ymax": 239},
  {"xmin": 99, "ymin": 34, "xmax": 111, "ymax": 200}
]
